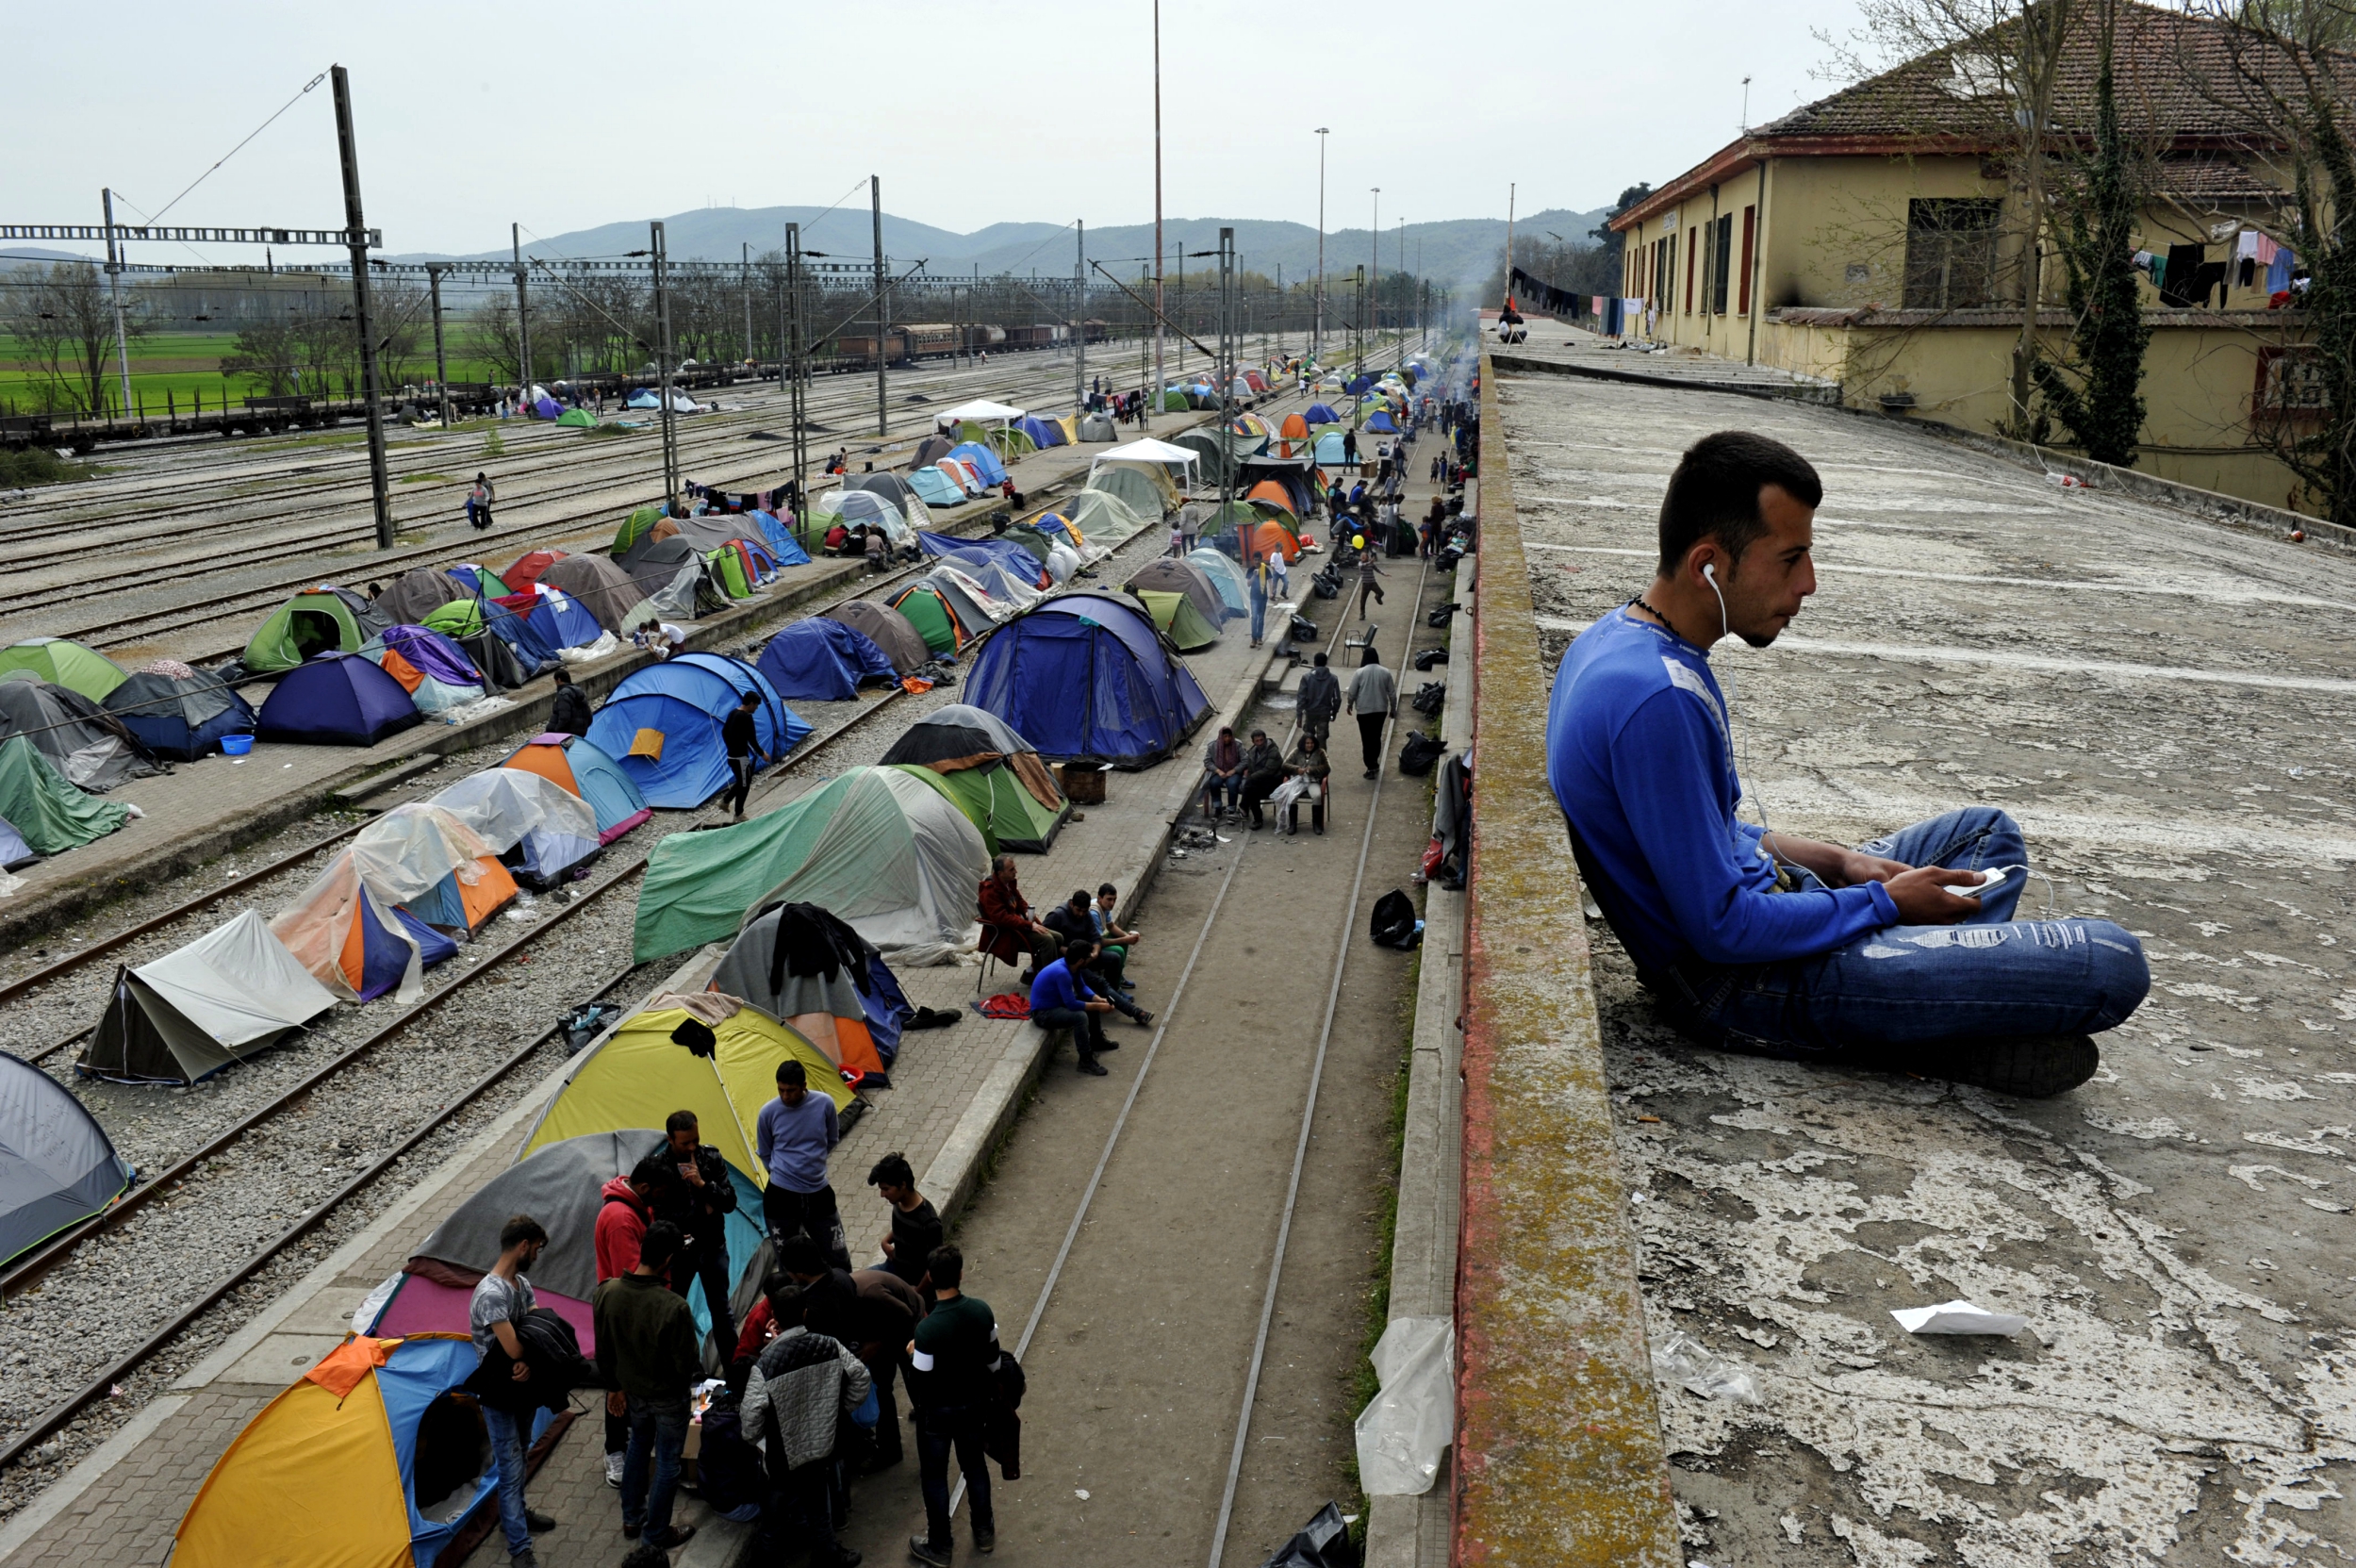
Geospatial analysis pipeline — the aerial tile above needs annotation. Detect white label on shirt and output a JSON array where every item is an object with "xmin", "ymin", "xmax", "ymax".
[{"xmin": 1659, "ymin": 656, "xmax": 1729, "ymax": 742}]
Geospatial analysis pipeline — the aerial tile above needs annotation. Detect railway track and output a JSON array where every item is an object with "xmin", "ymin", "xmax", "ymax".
[{"xmin": 0, "ymin": 354, "xmax": 1120, "ymax": 621}]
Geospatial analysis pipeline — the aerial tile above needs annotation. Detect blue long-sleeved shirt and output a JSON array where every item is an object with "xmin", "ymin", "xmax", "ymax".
[
  {"xmin": 1544, "ymin": 607, "xmax": 1896, "ymax": 972},
  {"xmin": 755, "ymin": 1092, "xmax": 839, "ymax": 1195},
  {"xmin": 1029, "ymin": 957, "xmax": 1086, "ymax": 1015}
]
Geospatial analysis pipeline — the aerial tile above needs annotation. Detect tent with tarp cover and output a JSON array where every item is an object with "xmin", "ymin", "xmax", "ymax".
[
  {"xmin": 634, "ymin": 766, "xmax": 989, "ymax": 964},
  {"xmin": 501, "ymin": 733, "xmax": 651, "ymax": 844},
  {"xmin": 713, "ymin": 905, "xmax": 915, "ymax": 1082},
  {"xmin": 877, "ymin": 704, "xmax": 1071, "ymax": 854},
  {"xmin": 0, "ymin": 674, "xmax": 160, "ymax": 791}
]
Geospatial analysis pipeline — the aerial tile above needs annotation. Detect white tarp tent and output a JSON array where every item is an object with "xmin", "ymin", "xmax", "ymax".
[
  {"xmin": 427, "ymin": 768, "xmax": 601, "ymax": 886},
  {"xmin": 84, "ymin": 910, "xmax": 338, "ymax": 1082},
  {"xmin": 937, "ymin": 399, "xmax": 1026, "ymax": 426}
]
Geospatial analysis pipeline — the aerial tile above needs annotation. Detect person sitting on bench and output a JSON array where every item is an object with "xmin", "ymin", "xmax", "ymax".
[
  {"xmin": 1544, "ymin": 430, "xmax": 2150, "ymax": 1098},
  {"xmin": 1282, "ymin": 731, "xmax": 1331, "ymax": 835}
]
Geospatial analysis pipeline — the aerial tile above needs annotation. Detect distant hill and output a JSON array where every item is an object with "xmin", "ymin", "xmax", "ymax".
[{"xmin": 387, "ymin": 205, "xmax": 1614, "ymax": 289}]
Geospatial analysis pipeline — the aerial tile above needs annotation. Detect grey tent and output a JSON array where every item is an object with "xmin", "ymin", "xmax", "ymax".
[
  {"xmin": 1079, "ymin": 411, "xmax": 1116, "ymax": 442},
  {"xmin": 914, "ymin": 435, "xmax": 955, "ymax": 467},
  {"xmin": 1084, "ymin": 465, "xmax": 1169, "ymax": 520},
  {"xmin": 1128, "ymin": 557, "xmax": 1230, "ymax": 626},
  {"xmin": 0, "ymin": 1050, "xmax": 132, "ymax": 1264},
  {"xmin": 711, "ymin": 909, "xmax": 877, "ymax": 1038},
  {"xmin": 376, "ymin": 567, "xmax": 470, "ymax": 627},
  {"xmin": 84, "ymin": 910, "xmax": 339, "ymax": 1083},
  {"xmin": 538, "ymin": 554, "xmax": 646, "ymax": 632},
  {"xmin": 618, "ymin": 534, "xmax": 703, "ymax": 590},
  {"xmin": 0, "ymin": 672, "xmax": 159, "ymax": 792},
  {"xmin": 663, "ymin": 516, "xmax": 767, "ymax": 553},
  {"xmin": 915, "ymin": 567, "xmax": 1009, "ymax": 631},
  {"xmin": 848, "ymin": 472, "xmax": 918, "ymax": 512},
  {"xmin": 405, "ymin": 1129, "xmax": 664, "ymax": 1301},
  {"xmin": 1172, "ymin": 429, "xmax": 1247, "ymax": 487},
  {"xmin": 102, "ymin": 668, "xmax": 257, "ymax": 761},
  {"xmin": 824, "ymin": 600, "xmax": 931, "ymax": 674}
]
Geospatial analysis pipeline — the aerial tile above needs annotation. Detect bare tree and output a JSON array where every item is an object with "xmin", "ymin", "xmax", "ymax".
[
  {"xmin": 5, "ymin": 263, "xmax": 150, "ymax": 414},
  {"xmin": 2176, "ymin": 0, "xmax": 2356, "ymax": 521}
]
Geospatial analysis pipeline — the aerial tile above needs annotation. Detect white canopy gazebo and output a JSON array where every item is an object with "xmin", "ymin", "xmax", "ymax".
[{"xmin": 936, "ymin": 399, "xmax": 1027, "ymax": 430}]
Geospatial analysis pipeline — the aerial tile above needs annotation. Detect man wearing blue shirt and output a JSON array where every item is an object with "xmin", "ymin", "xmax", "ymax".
[
  {"xmin": 1030, "ymin": 936, "xmax": 1116, "ymax": 1077},
  {"xmin": 757, "ymin": 1060, "xmax": 848, "ymax": 1268},
  {"xmin": 1546, "ymin": 430, "xmax": 2148, "ymax": 1097}
]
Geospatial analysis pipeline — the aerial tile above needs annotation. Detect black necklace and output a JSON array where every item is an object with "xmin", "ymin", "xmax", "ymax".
[{"xmin": 1628, "ymin": 594, "xmax": 1672, "ymax": 629}]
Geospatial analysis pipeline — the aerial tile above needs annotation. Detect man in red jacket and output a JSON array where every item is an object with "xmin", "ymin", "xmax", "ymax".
[{"xmin": 594, "ymin": 1155, "xmax": 670, "ymax": 1487}]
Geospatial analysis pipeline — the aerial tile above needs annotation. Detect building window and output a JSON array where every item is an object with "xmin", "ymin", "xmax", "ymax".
[
  {"xmin": 1738, "ymin": 206, "xmax": 1755, "ymax": 315},
  {"xmin": 1685, "ymin": 231, "xmax": 1697, "ymax": 315},
  {"xmin": 1712, "ymin": 213, "xmax": 1735, "ymax": 314},
  {"xmin": 2254, "ymin": 345, "xmax": 2328, "ymax": 419},
  {"xmin": 1903, "ymin": 197, "xmax": 2001, "ymax": 309}
]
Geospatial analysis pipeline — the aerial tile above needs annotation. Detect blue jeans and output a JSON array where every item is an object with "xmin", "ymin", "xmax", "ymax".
[
  {"xmin": 622, "ymin": 1395, "xmax": 690, "ymax": 1541},
  {"xmin": 1248, "ymin": 577, "xmax": 1268, "ymax": 642},
  {"xmin": 482, "ymin": 1404, "xmax": 531, "ymax": 1557},
  {"xmin": 1204, "ymin": 773, "xmax": 1241, "ymax": 812},
  {"xmin": 1650, "ymin": 809, "xmax": 2150, "ymax": 1057}
]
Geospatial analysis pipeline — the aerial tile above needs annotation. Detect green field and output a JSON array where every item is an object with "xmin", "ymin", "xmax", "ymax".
[{"xmin": 0, "ymin": 330, "xmax": 508, "ymax": 419}]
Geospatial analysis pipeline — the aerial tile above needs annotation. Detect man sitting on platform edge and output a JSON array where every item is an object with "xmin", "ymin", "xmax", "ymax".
[{"xmin": 1544, "ymin": 430, "xmax": 2149, "ymax": 1097}]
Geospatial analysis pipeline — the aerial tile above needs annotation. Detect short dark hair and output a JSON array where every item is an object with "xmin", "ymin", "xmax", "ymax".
[
  {"xmin": 928, "ymin": 1243, "xmax": 964, "ymax": 1289},
  {"xmin": 776, "ymin": 1059, "xmax": 807, "ymax": 1087},
  {"xmin": 1069, "ymin": 889, "xmax": 1092, "ymax": 909},
  {"xmin": 500, "ymin": 1214, "xmax": 547, "ymax": 1250},
  {"xmin": 738, "ymin": 691, "xmax": 760, "ymax": 708},
  {"xmin": 1656, "ymin": 431, "xmax": 1822, "ymax": 574},
  {"xmin": 640, "ymin": 1220, "xmax": 684, "ymax": 1270},
  {"xmin": 1360, "ymin": 646, "xmax": 1380, "ymax": 667},
  {"xmin": 631, "ymin": 1151, "xmax": 681, "ymax": 1192},
  {"xmin": 775, "ymin": 1235, "xmax": 829, "ymax": 1277},
  {"xmin": 665, "ymin": 1110, "xmax": 698, "ymax": 1136},
  {"xmin": 553, "ymin": 668, "xmax": 572, "ymax": 685},
  {"xmin": 1063, "ymin": 935, "xmax": 1096, "ymax": 962},
  {"xmin": 766, "ymin": 1283, "xmax": 805, "ymax": 1326},
  {"xmin": 1312, "ymin": 652, "xmax": 1327, "ymax": 667},
  {"xmin": 867, "ymin": 1151, "xmax": 914, "ymax": 1189},
  {"xmin": 1097, "ymin": 883, "xmax": 1117, "ymax": 898}
]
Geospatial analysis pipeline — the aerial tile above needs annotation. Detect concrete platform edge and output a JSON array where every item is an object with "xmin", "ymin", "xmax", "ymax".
[
  {"xmin": 1366, "ymin": 557, "xmax": 1475, "ymax": 1568},
  {"xmin": 1452, "ymin": 352, "xmax": 1679, "ymax": 1565}
]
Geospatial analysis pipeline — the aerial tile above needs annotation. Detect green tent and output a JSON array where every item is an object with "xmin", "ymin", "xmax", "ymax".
[
  {"xmin": 891, "ymin": 760, "xmax": 1071, "ymax": 854},
  {"xmin": 1084, "ymin": 466, "xmax": 1167, "ymax": 520},
  {"xmin": 1003, "ymin": 527, "xmax": 1056, "ymax": 565},
  {"xmin": 613, "ymin": 505, "xmax": 664, "ymax": 554},
  {"xmin": 241, "ymin": 586, "xmax": 387, "ymax": 675},
  {"xmin": 421, "ymin": 600, "xmax": 485, "ymax": 639},
  {"xmin": 0, "ymin": 639, "xmax": 127, "ymax": 702},
  {"xmin": 555, "ymin": 407, "xmax": 598, "ymax": 428},
  {"xmin": 887, "ymin": 586, "xmax": 962, "ymax": 656},
  {"xmin": 1196, "ymin": 499, "xmax": 1297, "ymax": 539},
  {"xmin": 633, "ymin": 766, "xmax": 990, "ymax": 963},
  {"xmin": 708, "ymin": 547, "xmax": 752, "ymax": 600},
  {"xmin": 1133, "ymin": 588, "xmax": 1219, "ymax": 652},
  {"xmin": 1159, "ymin": 390, "xmax": 1190, "ymax": 413},
  {"xmin": 0, "ymin": 734, "xmax": 130, "ymax": 854}
]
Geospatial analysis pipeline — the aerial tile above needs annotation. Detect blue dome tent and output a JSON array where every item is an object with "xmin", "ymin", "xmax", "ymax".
[
  {"xmin": 945, "ymin": 442, "xmax": 1009, "ymax": 487},
  {"xmin": 755, "ymin": 619, "xmax": 898, "ymax": 702},
  {"xmin": 585, "ymin": 652, "xmax": 808, "ymax": 808},
  {"xmin": 963, "ymin": 590, "xmax": 1209, "ymax": 767},
  {"xmin": 914, "ymin": 531, "xmax": 1046, "ymax": 585},
  {"xmin": 255, "ymin": 653, "xmax": 422, "ymax": 747}
]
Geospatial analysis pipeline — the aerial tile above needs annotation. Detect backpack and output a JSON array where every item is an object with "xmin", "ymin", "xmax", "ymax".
[
  {"xmin": 694, "ymin": 1400, "xmax": 766, "ymax": 1517},
  {"xmin": 1368, "ymin": 889, "xmax": 1422, "ymax": 950},
  {"xmin": 1410, "ymin": 682, "xmax": 1445, "ymax": 716},
  {"xmin": 1398, "ymin": 732, "xmax": 1445, "ymax": 776}
]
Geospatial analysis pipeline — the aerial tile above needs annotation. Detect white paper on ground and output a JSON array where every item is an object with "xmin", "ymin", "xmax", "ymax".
[{"xmin": 1890, "ymin": 1299, "xmax": 2027, "ymax": 1336}]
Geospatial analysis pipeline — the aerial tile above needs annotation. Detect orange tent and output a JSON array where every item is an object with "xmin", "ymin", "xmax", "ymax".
[
  {"xmin": 1238, "ymin": 520, "xmax": 1302, "ymax": 564},
  {"xmin": 1245, "ymin": 480, "xmax": 1298, "ymax": 516},
  {"xmin": 1279, "ymin": 412, "xmax": 1309, "ymax": 439}
]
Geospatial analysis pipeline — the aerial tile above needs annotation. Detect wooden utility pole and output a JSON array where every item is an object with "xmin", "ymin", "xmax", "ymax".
[
  {"xmin": 512, "ymin": 223, "xmax": 530, "ymax": 397},
  {"xmin": 427, "ymin": 263, "xmax": 451, "ymax": 426},
  {"xmin": 652, "ymin": 220, "xmax": 678, "ymax": 502},
  {"xmin": 330, "ymin": 66, "xmax": 393, "ymax": 550}
]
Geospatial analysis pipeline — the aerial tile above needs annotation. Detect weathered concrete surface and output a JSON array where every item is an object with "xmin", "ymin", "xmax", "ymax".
[
  {"xmin": 1452, "ymin": 354, "xmax": 1682, "ymax": 1566},
  {"xmin": 1495, "ymin": 365, "xmax": 2356, "ymax": 1566}
]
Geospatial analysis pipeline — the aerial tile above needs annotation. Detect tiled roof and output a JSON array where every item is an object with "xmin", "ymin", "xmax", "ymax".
[
  {"xmin": 1754, "ymin": 1, "xmax": 2346, "ymax": 145},
  {"xmin": 2150, "ymin": 157, "xmax": 2287, "ymax": 201}
]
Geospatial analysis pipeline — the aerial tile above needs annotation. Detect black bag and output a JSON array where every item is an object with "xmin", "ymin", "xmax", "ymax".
[
  {"xmin": 559, "ymin": 1001, "xmax": 620, "ymax": 1054},
  {"xmin": 1411, "ymin": 682, "xmax": 1445, "ymax": 715},
  {"xmin": 1259, "ymin": 1501, "xmax": 1361, "ymax": 1568},
  {"xmin": 1399, "ymin": 732, "xmax": 1445, "ymax": 776},
  {"xmin": 1369, "ymin": 889, "xmax": 1422, "ymax": 949},
  {"xmin": 1425, "ymin": 602, "xmax": 1459, "ymax": 628},
  {"xmin": 694, "ymin": 1399, "xmax": 764, "ymax": 1515},
  {"xmin": 1412, "ymin": 647, "xmax": 1449, "ymax": 670},
  {"xmin": 1311, "ymin": 565, "xmax": 1342, "ymax": 600}
]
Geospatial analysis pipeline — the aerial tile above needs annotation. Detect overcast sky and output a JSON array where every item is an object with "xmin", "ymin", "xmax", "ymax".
[{"xmin": 16, "ymin": 0, "xmax": 1866, "ymax": 261}]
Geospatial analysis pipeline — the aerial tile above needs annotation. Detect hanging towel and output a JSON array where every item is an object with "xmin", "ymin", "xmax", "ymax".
[
  {"xmin": 2237, "ymin": 230, "xmax": 2264, "ymax": 260},
  {"xmin": 2254, "ymin": 233, "xmax": 2281, "ymax": 266},
  {"xmin": 2268, "ymin": 247, "xmax": 2296, "ymax": 293}
]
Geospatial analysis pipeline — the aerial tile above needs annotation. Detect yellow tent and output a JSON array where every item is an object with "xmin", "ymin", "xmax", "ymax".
[
  {"xmin": 176, "ymin": 1333, "xmax": 499, "ymax": 1568},
  {"xmin": 1096, "ymin": 457, "xmax": 1182, "ymax": 506},
  {"xmin": 520, "ymin": 999, "xmax": 851, "ymax": 1182}
]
